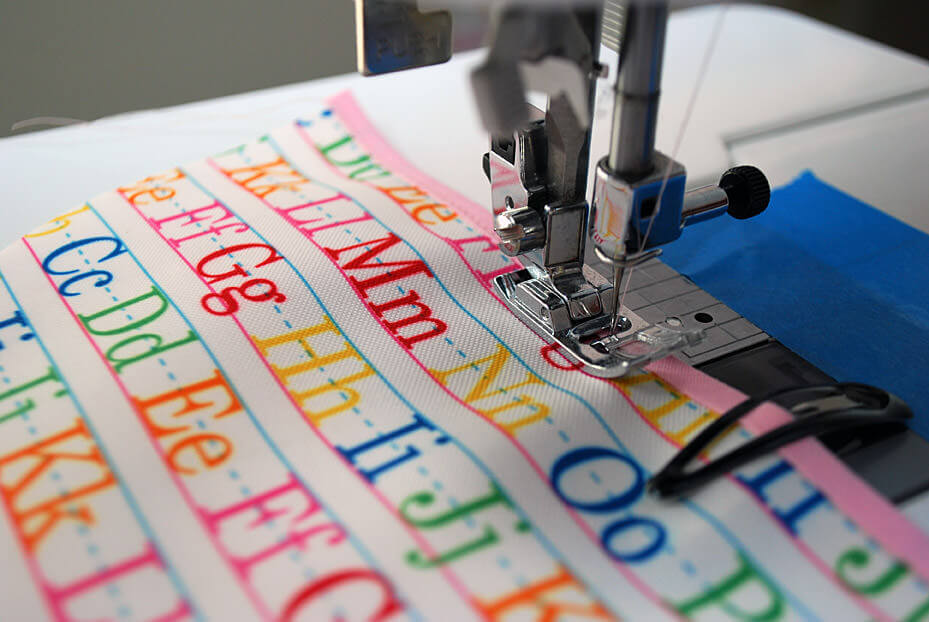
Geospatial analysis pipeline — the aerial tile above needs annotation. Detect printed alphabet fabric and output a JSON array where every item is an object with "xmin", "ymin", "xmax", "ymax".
[{"xmin": 1, "ymin": 90, "xmax": 928, "ymax": 622}]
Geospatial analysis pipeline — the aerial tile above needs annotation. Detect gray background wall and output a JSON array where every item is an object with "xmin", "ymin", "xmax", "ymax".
[{"xmin": 0, "ymin": 1, "xmax": 356, "ymax": 137}]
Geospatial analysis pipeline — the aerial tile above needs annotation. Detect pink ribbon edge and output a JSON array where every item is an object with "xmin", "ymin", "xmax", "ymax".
[
  {"xmin": 326, "ymin": 90, "xmax": 493, "ymax": 232},
  {"xmin": 327, "ymin": 88, "xmax": 929, "ymax": 582}
]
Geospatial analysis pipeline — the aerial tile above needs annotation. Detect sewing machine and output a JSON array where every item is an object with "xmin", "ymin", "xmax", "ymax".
[
  {"xmin": 357, "ymin": 0, "xmax": 775, "ymax": 378},
  {"xmin": 354, "ymin": 0, "xmax": 929, "ymax": 505}
]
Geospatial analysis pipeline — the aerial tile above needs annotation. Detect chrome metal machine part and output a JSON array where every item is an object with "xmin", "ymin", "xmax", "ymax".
[
  {"xmin": 355, "ymin": 0, "xmax": 452, "ymax": 76},
  {"xmin": 481, "ymin": 1, "xmax": 770, "ymax": 376}
]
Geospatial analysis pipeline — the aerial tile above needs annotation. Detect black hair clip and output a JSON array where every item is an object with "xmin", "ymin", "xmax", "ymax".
[{"xmin": 648, "ymin": 383, "xmax": 912, "ymax": 499}]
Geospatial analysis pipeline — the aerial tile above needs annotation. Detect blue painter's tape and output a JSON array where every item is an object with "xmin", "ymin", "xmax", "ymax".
[{"xmin": 660, "ymin": 171, "xmax": 929, "ymax": 440}]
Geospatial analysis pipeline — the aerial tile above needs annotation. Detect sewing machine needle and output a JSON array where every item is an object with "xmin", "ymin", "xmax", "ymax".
[{"xmin": 610, "ymin": 263, "xmax": 624, "ymax": 334}]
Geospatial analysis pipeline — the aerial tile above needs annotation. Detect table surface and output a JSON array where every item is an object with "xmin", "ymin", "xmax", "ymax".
[{"xmin": 2, "ymin": 4, "xmax": 927, "ymax": 516}]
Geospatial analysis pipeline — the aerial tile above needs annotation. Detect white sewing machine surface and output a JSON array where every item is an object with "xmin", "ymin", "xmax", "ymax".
[{"xmin": 2, "ymin": 5, "xmax": 929, "ymax": 522}]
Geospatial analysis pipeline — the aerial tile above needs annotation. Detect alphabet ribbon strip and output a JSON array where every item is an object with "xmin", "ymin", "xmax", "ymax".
[{"xmin": 1, "ymin": 90, "xmax": 927, "ymax": 622}]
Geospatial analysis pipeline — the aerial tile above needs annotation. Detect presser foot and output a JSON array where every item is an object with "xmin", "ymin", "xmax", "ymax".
[{"xmin": 493, "ymin": 269, "xmax": 705, "ymax": 378}]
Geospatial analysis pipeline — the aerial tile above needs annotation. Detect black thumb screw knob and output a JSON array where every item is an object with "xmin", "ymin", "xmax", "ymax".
[{"xmin": 721, "ymin": 165, "xmax": 770, "ymax": 220}]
